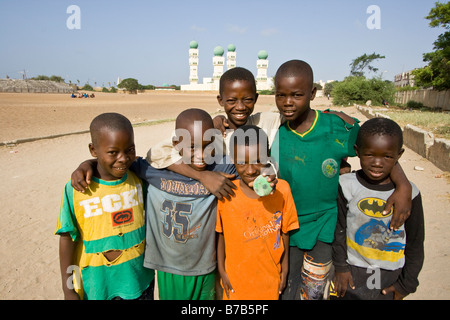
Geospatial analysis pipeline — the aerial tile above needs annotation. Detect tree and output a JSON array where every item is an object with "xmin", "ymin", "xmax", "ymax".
[
  {"xmin": 412, "ymin": 2, "xmax": 450, "ymax": 90},
  {"xmin": 332, "ymin": 76, "xmax": 395, "ymax": 106},
  {"xmin": 349, "ymin": 53, "xmax": 385, "ymax": 77},
  {"xmin": 117, "ymin": 78, "xmax": 140, "ymax": 93},
  {"xmin": 324, "ymin": 81, "xmax": 337, "ymax": 97}
]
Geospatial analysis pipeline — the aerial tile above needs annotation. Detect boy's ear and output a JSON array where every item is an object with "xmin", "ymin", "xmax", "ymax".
[
  {"xmin": 217, "ymin": 94, "xmax": 224, "ymax": 106},
  {"xmin": 354, "ymin": 144, "xmax": 360, "ymax": 157},
  {"xmin": 310, "ymin": 86, "xmax": 317, "ymax": 100},
  {"xmin": 254, "ymin": 92, "xmax": 259, "ymax": 103},
  {"xmin": 397, "ymin": 148, "xmax": 405, "ymax": 160},
  {"xmin": 89, "ymin": 143, "xmax": 97, "ymax": 158}
]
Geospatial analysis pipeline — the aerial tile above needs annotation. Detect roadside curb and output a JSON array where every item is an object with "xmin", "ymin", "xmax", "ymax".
[{"xmin": 0, "ymin": 118, "xmax": 175, "ymax": 147}]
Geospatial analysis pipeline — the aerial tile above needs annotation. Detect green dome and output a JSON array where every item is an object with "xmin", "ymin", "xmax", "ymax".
[
  {"xmin": 227, "ymin": 44, "xmax": 236, "ymax": 52},
  {"xmin": 189, "ymin": 40, "xmax": 198, "ymax": 49},
  {"xmin": 257, "ymin": 50, "xmax": 268, "ymax": 59},
  {"xmin": 213, "ymin": 46, "xmax": 224, "ymax": 56}
]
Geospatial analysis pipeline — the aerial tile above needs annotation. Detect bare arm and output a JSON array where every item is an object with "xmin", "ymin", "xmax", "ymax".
[
  {"xmin": 384, "ymin": 162, "xmax": 412, "ymax": 230},
  {"xmin": 217, "ymin": 232, "xmax": 234, "ymax": 298},
  {"xmin": 279, "ymin": 232, "xmax": 290, "ymax": 295},
  {"xmin": 58, "ymin": 233, "xmax": 80, "ymax": 300},
  {"xmin": 167, "ymin": 161, "xmax": 237, "ymax": 200},
  {"xmin": 71, "ymin": 159, "xmax": 96, "ymax": 192}
]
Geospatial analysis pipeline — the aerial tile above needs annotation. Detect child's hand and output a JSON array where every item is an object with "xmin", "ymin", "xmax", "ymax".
[
  {"xmin": 248, "ymin": 174, "xmax": 278, "ymax": 195},
  {"xmin": 333, "ymin": 271, "xmax": 355, "ymax": 298},
  {"xmin": 382, "ymin": 285, "xmax": 406, "ymax": 300},
  {"xmin": 278, "ymin": 272, "xmax": 287, "ymax": 295},
  {"xmin": 71, "ymin": 159, "xmax": 96, "ymax": 192},
  {"xmin": 199, "ymin": 171, "xmax": 236, "ymax": 201},
  {"xmin": 220, "ymin": 272, "xmax": 235, "ymax": 299},
  {"xmin": 384, "ymin": 185, "xmax": 412, "ymax": 230},
  {"xmin": 64, "ymin": 290, "xmax": 81, "ymax": 300},
  {"xmin": 212, "ymin": 115, "xmax": 230, "ymax": 137}
]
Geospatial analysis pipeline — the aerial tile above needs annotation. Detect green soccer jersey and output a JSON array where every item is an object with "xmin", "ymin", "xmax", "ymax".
[{"xmin": 271, "ymin": 110, "xmax": 360, "ymax": 249}]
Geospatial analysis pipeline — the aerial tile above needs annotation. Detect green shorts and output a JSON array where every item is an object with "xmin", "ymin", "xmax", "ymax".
[
  {"xmin": 157, "ymin": 270, "xmax": 216, "ymax": 300},
  {"xmin": 289, "ymin": 207, "xmax": 338, "ymax": 250}
]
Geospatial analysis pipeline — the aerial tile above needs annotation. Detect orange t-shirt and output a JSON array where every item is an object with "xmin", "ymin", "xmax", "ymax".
[{"xmin": 216, "ymin": 179, "xmax": 299, "ymax": 300}]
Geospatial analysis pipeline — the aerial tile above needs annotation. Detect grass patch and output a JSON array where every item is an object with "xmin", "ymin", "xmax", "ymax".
[{"xmin": 382, "ymin": 108, "xmax": 450, "ymax": 139}]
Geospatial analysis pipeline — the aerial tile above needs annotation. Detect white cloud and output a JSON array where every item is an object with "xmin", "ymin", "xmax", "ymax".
[
  {"xmin": 260, "ymin": 28, "xmax": 278, "ymax": 37},
  {"xmin": 227, "ymin": 24, "xmax": 247, "ymax": 34},
  {"xmin": 190, "ymin": 25, "xmax": 206, "ymax": 32}
]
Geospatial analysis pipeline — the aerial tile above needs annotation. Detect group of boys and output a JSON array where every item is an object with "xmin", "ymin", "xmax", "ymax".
[{"xmin": 55, "ymin": 60, "xmax": 424, "ymax": 300}]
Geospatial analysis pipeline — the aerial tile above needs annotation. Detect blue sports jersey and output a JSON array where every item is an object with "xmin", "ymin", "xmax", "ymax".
[{"xmin": 131, "ymin": 157, "xmax": 236, "ymax": 276}]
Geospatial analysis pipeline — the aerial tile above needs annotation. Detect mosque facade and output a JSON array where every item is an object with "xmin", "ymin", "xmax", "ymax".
[{"xmin": 181, "ymin": 41, "xmax": 271, "ymax": 91}]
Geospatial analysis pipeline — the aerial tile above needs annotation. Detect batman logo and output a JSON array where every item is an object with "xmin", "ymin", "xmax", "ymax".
[{"xmin": 357, "ymin": 197, "xmax": 393, "ymax": 218}]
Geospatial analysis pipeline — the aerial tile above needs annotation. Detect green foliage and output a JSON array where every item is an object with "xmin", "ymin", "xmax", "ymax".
[
  {"xmin": 413, "ymin": 2, "xmax": 450, "ymax": 90},
  {"xmin": 31, "ymin": 75, "xmax": 65, "ymax": 82},
  {"xmin": 118, "ymin": 78, "xmax": 140, "ymax": 93},
  {"xmin": 349, "ymin": 53, "xmax": 385, "ymax": 77},
  {"xmin": 258, "ymin": 89, "xmax": 275, "ymax": 95},
  {"xmin": 331, "ymin": 76, "xmax": 395, "ymax": 106},
  {"xmin": 81, "ymin": 83, "xmax": 94, "ymax": 91},
  {"xmin": 324, "ymin": 81, "xmax": 337, "ymax": 96},
  {"xmin": 406, "ymin": 100, "xmax": 425, "ymax": 109}
]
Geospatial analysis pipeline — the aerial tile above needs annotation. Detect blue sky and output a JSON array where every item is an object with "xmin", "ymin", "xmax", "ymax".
[{"xmin": 0, "ymin": 0, "xmax": 443, "ymax": 87}]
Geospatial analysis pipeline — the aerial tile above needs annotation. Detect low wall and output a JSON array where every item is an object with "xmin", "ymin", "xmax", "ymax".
[
  {"xmin": 356, "ymin": 105, "xmax": 450, "ymax": 172},
  {"xmin": 394, "ymin": 89, "xmax": 450, "ymax": 111}
]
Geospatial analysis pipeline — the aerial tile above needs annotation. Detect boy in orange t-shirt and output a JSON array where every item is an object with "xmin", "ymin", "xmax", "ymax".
[{"xmin": 216, "ymin": 125, "xmax": 299, "ymax": 300}]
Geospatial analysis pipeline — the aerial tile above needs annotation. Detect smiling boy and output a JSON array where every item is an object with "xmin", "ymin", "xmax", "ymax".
[
  {"xmin": 55, "ymin": 113, "xmax": 154, "ymax": 300},
  {"xmin": 216, "ymin": 125, "xmax": 299, "ymax": 300},
  {"xmin": 331, "ymin": 118, "xmax": 424, "ymax": 300}
]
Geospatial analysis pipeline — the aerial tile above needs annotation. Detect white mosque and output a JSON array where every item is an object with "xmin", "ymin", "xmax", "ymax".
[{"xmin": 181, "ymin": 41, "xmax": 272, "ymax": 91}]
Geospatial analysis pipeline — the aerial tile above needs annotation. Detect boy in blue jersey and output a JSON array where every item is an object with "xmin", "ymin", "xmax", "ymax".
[
  {"xmin": 70, "ymin": 109, "xmax": 235, "ymax": 300},
  {"xmin": 55, "ymin": 113, "xmax": 154, "ymax": 300},
  {"xmin": 331, "ymin": 118, "xmax": 424, "ymax": 299}
]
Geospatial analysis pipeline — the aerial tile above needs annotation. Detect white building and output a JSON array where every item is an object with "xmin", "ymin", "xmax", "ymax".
[
  {"xmin": 182, "ymin": 41, "xmax": 272, "ymax": 92},
  {"xmin": 227, "ymin": 44, "xmax": 236, "ymax": 70},
  {"xmin": 256, "ymin": 50, "xmax": 272, "ymax": 91},
  {"xmin": 188, "ymin": 40, "xmax": 199, "ymax": 85},
  {"xmin": 212, "ymin": 46, "xmax": 225, "ymax": 88}
]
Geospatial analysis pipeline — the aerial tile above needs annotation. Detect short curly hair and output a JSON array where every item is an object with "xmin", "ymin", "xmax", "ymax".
[
  {"xmin": 356, "ymin": 117, "xmax": 403, "ymax": 151},
  {"xmin": 219, "ymin": 67, "xmax": 256, "ymax": 96}
]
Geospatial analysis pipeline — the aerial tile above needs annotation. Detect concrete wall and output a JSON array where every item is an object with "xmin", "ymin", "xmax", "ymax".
[
  {"xmin": 395, "ymin": 89, "xmax": 450, "ymax": 111},
  {"xmin": 0, "ymin": 79, "xmax": 75, "ymax": 93},
  {"xmin": 356, "ymin": 105, "xmax": 450, "ymax": 172}
]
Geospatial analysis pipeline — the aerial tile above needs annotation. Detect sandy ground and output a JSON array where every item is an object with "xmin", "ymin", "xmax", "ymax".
[{"xmin": 0, "ymin": 92, "xmax": 448, "ymax": 300}]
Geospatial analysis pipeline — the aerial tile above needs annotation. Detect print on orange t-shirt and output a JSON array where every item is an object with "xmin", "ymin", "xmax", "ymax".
[{"xmin": 216, "ymin": 179, "xmax": 299, "ymax": 300}]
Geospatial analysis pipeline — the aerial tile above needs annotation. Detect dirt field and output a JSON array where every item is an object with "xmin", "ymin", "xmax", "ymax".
[{"xmin": 0, "ymin": 92, "xmax": 448, "ymax": 300}]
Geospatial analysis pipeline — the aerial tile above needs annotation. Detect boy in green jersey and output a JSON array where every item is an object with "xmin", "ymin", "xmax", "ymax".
[{"xmin": 271, "ymin": 60, "xmax": 412, "ymax": 300}]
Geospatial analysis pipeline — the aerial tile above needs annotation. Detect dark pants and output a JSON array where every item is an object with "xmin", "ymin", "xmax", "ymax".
[
  {"xmin": 330, "ymin": 265, "xmax": 401, "ymax": 300},
  {"xmin": 281, "ymin": 241, "xmax": 332, "ymax": 300}
]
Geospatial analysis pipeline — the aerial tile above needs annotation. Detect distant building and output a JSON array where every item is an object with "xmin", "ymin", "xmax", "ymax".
[
  {"xmin": 394, "ymin": 70, "xmax": 416, "ymax": 88},
  {"xmin": 227, "ymin": 44, "xmax": 236, "ymax": 70},
  {"xmin": 181, "ymin": 41, "xmax": 273, "ymax": 91},
  {"xmin": 256, "ymin": 50, "xmax": 271, "ymax": 91},
  {"xmin": 181, "ymin": 41, "xmax": 230, "ymax": 91}
]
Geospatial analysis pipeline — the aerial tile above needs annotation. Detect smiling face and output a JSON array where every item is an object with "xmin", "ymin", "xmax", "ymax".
[
  {"xmin": 217, "ymin": 80, "xmax": 258, "ymax": 130},
  {"xmin": 275, "ymin": 75, "xmax": 316, "ymax": 128},
  {"xmin": 233, "ymin": 143, "xmax": 271, "ymax": 191},
  {"xmin": 355, "ymin": 133, "xmax": 404, "ymax": 185},
  {"xmin": 174, "ymin": 120, "xmax": 215, "ymax": 171},
  {"xmin": 89, "ymin": 128, "xmax": 136, "ymax": 181}
]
